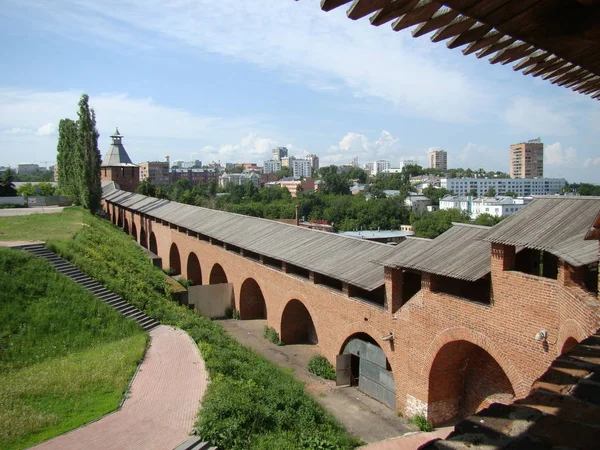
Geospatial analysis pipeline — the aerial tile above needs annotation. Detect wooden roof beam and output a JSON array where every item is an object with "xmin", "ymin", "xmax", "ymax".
[
  {"xmin": 347, "ymin": 0, "xmax": 390, "ymax": 20},
  {"xmin": 430, "ymin": 15, "xmax": 477, "ymax": 42},
  {"xmin": 461, "ymin": 31, "xmax": 503, "ymax": 56},
  {"xmin": 489, "ymin": 42, "xmax": 535, "ymax": 65},
  {"xmin": 512, "ymin": 51, "xmax": 550, "ymax": 71},
  {"xmin": 392, "ymin": 1, "xmax": 443, "ymax": 33},
  {"xmin": 412, "ymin": 7, "xmax": 459, "ymax": 37},
  {"xmin": 447, "ymin": 24, "xmax": 493, "ymax": 49},
  {"xmin": 541, "ymin": 63, "xmax": 576, "ymax": 81},
  {"xmin": 320, "ymin": 0, "xmax": 353, "ymax": 12},
  {"xmin": 522, "ymin": 57, "xmax": 565, "ymax": 77},
  {"xmin": 574, "ymin": 78, "xmax": 600, "ymax": 94},
  {"xmin": 552, "ymin": 67, "xmax": 589, "ymax": 86},
  {"xmin": 370, "ymin": 0, "xmax": 419, "ymax": 26},
  {"xmin": 476, "ymin": 37, "xmax": 515, "ymax": 59}
]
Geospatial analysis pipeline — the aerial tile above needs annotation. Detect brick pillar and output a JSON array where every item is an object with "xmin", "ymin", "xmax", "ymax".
[
  {"xmin": 310, "ymin": 271, "xmax": 324, "ymax": 284},
  {"xmin": 343, "ymin": 283, "xmax": 351, "ymax": 296},
  {"xmin": 384, "ymin": 267, "xmax": 403, "ymax": 314},
  {"xmin": 282, "ymin": 262, "xmax": 290, "ymax": 273},
  {"xmin": 491, "ymin": 243, "xmax": 515, "ymax": 273},
  {"xmin": 560, "ymin": 260, "xmax": 586, "ymax": 287},
  {"xmin": 422, "ymin": 273, "xmax": 432, "ymax": 292}
]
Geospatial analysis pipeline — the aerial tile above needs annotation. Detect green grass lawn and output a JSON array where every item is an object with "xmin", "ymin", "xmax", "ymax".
[
  {"xmin": 0, "ymin": 248, "xmax": 147, "ymax": 449},
  {"xmin": 0, "ymin": 206, "xmax": 85, "ymax": 241},
  {"xmin": 48, "ymin": 209, "xmax": 361, "ymax": 449}
]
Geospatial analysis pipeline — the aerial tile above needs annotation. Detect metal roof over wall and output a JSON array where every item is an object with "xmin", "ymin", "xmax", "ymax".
[
  {"xmin": 319, "ymin": 0, "xmax": 600, "ymax": 101},
  {"xmin": 374, "ymin": 224, "xmax": 492, "ymax": 281},
  {"xmin": 103, "ymin": 189, "xmax": 397, "ymax": 291},
  {"xmin": 482, "ymin": 196, "xmax": 600, "ymax": 267}
]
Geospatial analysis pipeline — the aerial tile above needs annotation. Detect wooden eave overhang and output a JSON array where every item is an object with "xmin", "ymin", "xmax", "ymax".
[{"xmin": 319, "ymin": 0, "xmax": 600, "ymax": 100}]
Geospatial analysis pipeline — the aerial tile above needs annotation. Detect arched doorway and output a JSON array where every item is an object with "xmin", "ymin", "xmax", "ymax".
[
  {"xmin": 186, "ymin": 252, "xmax": 202, "ymax": 285},
  {"xmin": 338, "ymin": 333, "xmax": 396, "ymax": 409},
  {"xmin": 209, "ymin": 263, "xmax": 228, "ymax": 284},
  {"xmin": 149, "ymin": 232, "xmax": 158, "ymax": 255},
  {"xmin": 131, "ymin": 222, "xmax": 138, "ymax": 242},
  {"xmin": 169, "ymin": 243, "xmax": 181, "ymax": 275},
  {"xmin": 561, "ymin": 337, "xmax": 579, "ymax": 355},
  {"xmin": 280, "ymin": 299, "xmax": 317, "ymax": 344},
  {"xmin": 428, "ymin": 340, "xmax": 515, "ymax": 424},
  {"xmin": 239, "ymin": 278, "xmax": 266, "ymax": 319},
  {"xmin": 140, "ymin": 227, "xmax": 148, "ymax": 249},
  {"xmin": 123, "ymin": 218, "xmax": 130, "ymax": 235}
]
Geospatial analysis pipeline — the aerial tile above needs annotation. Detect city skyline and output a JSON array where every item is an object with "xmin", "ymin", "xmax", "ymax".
[{"xmin": 1, "ymin": 1, "xmax": 599, "ymax": 183}]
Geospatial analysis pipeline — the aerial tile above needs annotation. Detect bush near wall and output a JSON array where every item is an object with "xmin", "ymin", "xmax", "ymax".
[
  {"xmin": 48, "ymin": 214, "xmax": 360, "ymax": 450},
  {"xmin": 308, "ymin": 355, "xmax": 336, "ymax": 380}
]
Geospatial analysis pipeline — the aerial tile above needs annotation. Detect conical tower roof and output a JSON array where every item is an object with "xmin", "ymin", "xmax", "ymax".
[{"xmin": 101, "ymin": 127, "xmax": 137, "ymax": 167}]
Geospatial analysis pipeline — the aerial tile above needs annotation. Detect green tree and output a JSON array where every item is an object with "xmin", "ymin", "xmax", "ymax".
[
  {"xmin": 485, "ymin": 187, "xmax": 496, "ymax": 197},
  {"xmin": 137, "ymin": 178, "xmax": 156, "ymax": 197},
  {"xmin": 75, "ymin": 94, "xmax": 102, "ymax": 213},
  {"xmin": 275, "ymin": 167, "xmax": 292, "ymax": 179},
  {"xmin": 56, "ymin": 118, "xmax": 79, "ymax": 202},
  {"xmin": 17, "ymin": 182, "xmax": 56, "ymax": 197},
  {"xmin": 411, "ymin": 209, "xmax": 471, "ymax": 239},
  {"xmin": 0, "ymin": 169, "xmax": 17, "ymax": 196},
  {"xmin": 467, "ymin": 188, "xmax": 478, "ymax": 197},
  {"xmin": 422, "ymin": 186, "xmax": 452, "ymax": 206},
  {"xmin": 504, "ymin": 190, "xmax": 517, "ymax": 198},
  {"xmin": 474, "ymin": 213, "xmax": 504, "ymax": 227}
]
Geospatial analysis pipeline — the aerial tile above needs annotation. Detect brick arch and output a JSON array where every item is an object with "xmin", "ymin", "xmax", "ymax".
[
  {"xmin": 149, "ymin": 232, "xmax": 158, "ymax": 255},
  {"xmin": 131, "ymin": 222, "xmax": 138, "ymax": 241},
  {"xmin": 423, "ymin": 328, "xmax": 522, "ymax": 425},
  {"xmin": 280, "ymin": 299, "xmax": 318, "ymax": 344},
  {"xmin": 140, "ymin": 227, "xmax": 148, "ymax": 249},
  {"xmin": 209, "ymin": 263, "xmax": 228, "ymax": 285},
  {"xmin": 336, "ymin": 321, "xmax": 398, "ymax": 374},
  {"xmin": 123, "ymin": 218, "xmax": 130, "ymax": 235},
  {"xmin": 239, "ymin": 278, "xmax": 267, "ymax": 319},
  {"xmin": 169, "ymin": 243, "xmax": 182, "ymax": 275},
  {"xmin": 557, "ymin": 320, "xmax": 587, "ymax": 356},
  {"xmin": 186, "ymin": 252, "xmax": 202, "ymax": 285}
]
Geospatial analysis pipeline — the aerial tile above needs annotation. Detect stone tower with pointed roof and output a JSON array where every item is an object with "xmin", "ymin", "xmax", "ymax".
[{"xmin": 100, "ymin": 128, "xmax": 140, "ymax": 192}]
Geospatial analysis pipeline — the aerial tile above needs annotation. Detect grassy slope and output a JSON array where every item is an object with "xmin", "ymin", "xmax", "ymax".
[
  {"xmin": 0, "ymin": 207, "xmax": 84, "ymax": 241},
  {"xmin": 0, "ymin": 248, "xmax": 147, "ymax": 449},
  {"xmin": 48, "ymin": 211, "xmax": 361, "ymax": 449}
]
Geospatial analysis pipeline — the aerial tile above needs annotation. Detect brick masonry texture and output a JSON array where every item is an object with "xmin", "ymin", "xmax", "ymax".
[
  {"xmin": 32, "ymin": 325, "xmax": 207, "ymax": 450},
  {"xmin": 106, "ymin": 201, "xmax": 600, "ymax": 425}
]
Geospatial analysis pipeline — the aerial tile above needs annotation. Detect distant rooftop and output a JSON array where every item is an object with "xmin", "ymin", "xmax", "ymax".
[{"xmin": 102, "ymin": 128, "xmax": 137, "ymax": 168}]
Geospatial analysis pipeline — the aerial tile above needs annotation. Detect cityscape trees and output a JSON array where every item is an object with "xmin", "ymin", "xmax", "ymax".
[
  {"xmin": 56, "ymin": 94, "xmax": 102, "ymax": 213},
  {"xmin": 0, "ymin": 169, "xmax": 17, "ymax": 197}
]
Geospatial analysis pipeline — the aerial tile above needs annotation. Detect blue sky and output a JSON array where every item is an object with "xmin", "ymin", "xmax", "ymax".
[{"xmin": 1, "ymin": 0, "xmax": 599, "ymax": 182}]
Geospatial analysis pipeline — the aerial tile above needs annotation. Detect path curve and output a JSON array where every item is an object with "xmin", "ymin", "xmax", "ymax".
[{"xmin": 32, "ymin": 325, "xmax": 208, "ymax": 450}]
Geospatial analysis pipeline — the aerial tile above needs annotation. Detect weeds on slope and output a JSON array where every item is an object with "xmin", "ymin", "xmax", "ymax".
[{"xmin": 48, "ymin": 214, "xmax": 361, "ymax": 450}]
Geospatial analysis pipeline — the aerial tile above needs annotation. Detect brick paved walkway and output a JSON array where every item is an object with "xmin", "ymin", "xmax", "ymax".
[{"xmin": 32, "ymin": 325, "xmax": 208, "ymax": 450}]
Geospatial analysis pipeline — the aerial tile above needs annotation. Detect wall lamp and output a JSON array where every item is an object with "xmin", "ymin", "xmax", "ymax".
[
  {"xmin": 534, "ymin": 330, "xmax": 548, "ymax": 342},
  {"xmin": 381, "ymin": 333, "xmax": 394, "ymax": 342}
]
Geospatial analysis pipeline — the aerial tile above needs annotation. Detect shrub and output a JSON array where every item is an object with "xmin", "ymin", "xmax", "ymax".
[
  {"xmin": 177, "ymin": 277, "xmax": 192, "ymax": 288},
  {"xmin": 263, "ymin": 325, "xmax": 283, "ymax": 346},
  {"xmin": 47, "ymin": 213, "xmax": 360, "ymax": 449},
  {"xmin": 308, "ymin": 355, "xmax": 336, "ymax": 380},
  {"xmin": 410, "ymin": 414, "xmax": 433, "ymax": 432}
]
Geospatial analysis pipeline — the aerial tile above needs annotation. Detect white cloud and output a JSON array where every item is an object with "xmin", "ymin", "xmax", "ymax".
[
  {"xmin": 322, "ymin": 130, "xmax": 408, "ymax": 166},
  {"xmin": 201, "ymin": 133, "xmax": 279, "ymax": 163},
  {"xmin": 583, "ymin": 157, "xmax": 600, "ymax": 168},
  {"xmin": 503, "ymin": 96, "xmax": 575, "ymax": 136},
  {"xmin": 545, "ymin": 142, "xmax": 577, "ymax": 167},
  {"xmin": 12, "ymin": 0, "xmax": 492, "ymax": 124},
  {"xmin": 0, "ymin": 127, "xmax": 31, "ymax": 135},
  {"xmin": 35, "ymin": 122, "xmax": 56, "ymax": 136}
]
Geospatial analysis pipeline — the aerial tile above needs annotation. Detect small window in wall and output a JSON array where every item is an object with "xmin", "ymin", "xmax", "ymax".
[
  {"xmin": 315, "ymin": 273, "xmax": 343, "ymax": 292},
  {"xmin": 211, "ymin": 238, "xmax": 224, "ymax": 247},
  {"xmin": 198, "ymin": 233, "xmax": 210, "ymax": 242},
  {"xmin": 515, "ymin": 248, "xmax": 558, "ymax": 280},
  {"xmin": 402, "ymin": 270, "xmax": 422, "ymax": 303},
  {"xmin": 348, "ymin": 284, "xmax": 385, "ymax": 307},
  {"xmin": 584, "ymin": 262, "xmax": 598, "ymax": 295},
  {"xmin": 243, "ymin": 249, "xmax": 261, "ymax": 262},
  {"xmin": 431, "ymin": 274, "xmax": 491, "ymax": 305},
  {"xmin": 286, "ymin": 263, "xmax": 309, "ymax": 279},
  {"xmin": 227, "ymin": 244, "xmax": 241, "ymax": 254},
  {"xmin": 262, "ymin": 255, "xmax": 281, "ymax": 270}
]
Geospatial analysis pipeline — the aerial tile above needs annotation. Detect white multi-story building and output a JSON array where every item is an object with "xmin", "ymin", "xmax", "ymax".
[
  {"xmin": 292, "ymin": 158, "xmax": 312, "ymax": 178},
  {"xmin": 372, "ymin": 160, "xmax": 391, "ymax": 176},
  {"xmin": 16, "ymin": 163, "xmax": 40, "ymax": 174},
  {"xmin": 439, "ymin": 195, "xmax": 533, "ymax": 219},
  {"xmin": 440, "ymin": 177, "xmax": 566, "ymax": 197},
  {"xmin": 219, "ymin": 172, "xmax": 260, "ymax": 188},
  {"xmin": 400, "ymin": 159, "xmax": 418, "ymax": 169},
  {"xmin": 263, "ymin": 159, "xmax": 282, "ymax": 174}
]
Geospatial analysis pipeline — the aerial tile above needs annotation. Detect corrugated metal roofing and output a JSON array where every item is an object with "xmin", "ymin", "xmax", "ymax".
[
  {"xmin": 373, "ymin": 224, "xmax": 491, "ymax": 281},
  {"xmin": 585, "ymin": 211, "xmax": 600, "ymax": 241},
  {"xmin": 103, "ymin": 189, "xmax": 398, "ymax": 291},
  {"xmin": 482, "ymin": 197, "xmax": 600, "ymax": 267}
]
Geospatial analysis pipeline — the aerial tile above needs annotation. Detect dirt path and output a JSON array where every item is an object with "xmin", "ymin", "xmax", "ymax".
[
  {"xmin": 31, "ymin": 326, "xmax": 208, "ymax": 450},
  {"xmin": 220, "ymin": 319, "xmax": 415, "ymax": 444}
]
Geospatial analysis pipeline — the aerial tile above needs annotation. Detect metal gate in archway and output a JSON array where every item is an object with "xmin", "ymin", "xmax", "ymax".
[{"xmin": 337, "ymin": 337, "xmax": 396, "ymax": 409}]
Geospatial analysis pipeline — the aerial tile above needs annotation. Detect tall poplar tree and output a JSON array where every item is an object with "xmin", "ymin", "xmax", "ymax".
[
  {"xmin": 76, "ymin": 94, "xmax": 102, "ymax": 213},
  {"xmin": 56, "ymin": 118, "xmax": 79, "ymax": 203}
]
